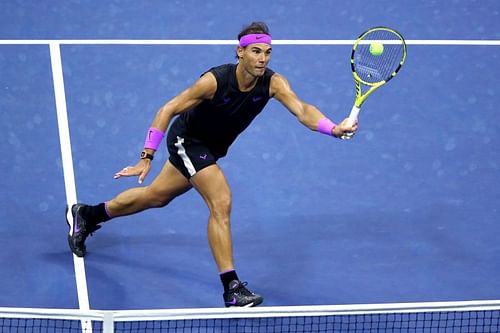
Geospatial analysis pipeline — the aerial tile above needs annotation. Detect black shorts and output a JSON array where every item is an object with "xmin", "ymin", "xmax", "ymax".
[{"xmin": 167, "ymin": 134, "xmax": 218, "ymax": 179}]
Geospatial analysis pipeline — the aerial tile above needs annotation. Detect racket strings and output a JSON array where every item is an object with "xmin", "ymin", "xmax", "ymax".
[{"xmin": 353, "ymin": 29, "xmax": 405, "ymax": 84}]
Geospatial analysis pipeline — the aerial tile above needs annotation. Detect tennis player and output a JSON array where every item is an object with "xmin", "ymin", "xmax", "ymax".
[{"xmin": 66, "ymin": 22, "xmax": 358, "ymax": 307}]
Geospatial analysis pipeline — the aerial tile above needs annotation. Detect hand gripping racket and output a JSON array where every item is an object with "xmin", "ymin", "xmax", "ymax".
[{"xmin": 342, "ymin": 27, "xmax": 407, "ymax": 139}]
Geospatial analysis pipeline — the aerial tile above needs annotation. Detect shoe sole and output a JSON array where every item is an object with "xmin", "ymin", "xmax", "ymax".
[
  {"xmin": 65, "ymin": 205, "xmax": 72, "ymax": 233},
  {"xmin": 225, "ymin": 297, "xmax": 263, "ymax": 308},
  {"xmin": 227, "ymin": 303, "xmax": 254, "ymax": 308}
]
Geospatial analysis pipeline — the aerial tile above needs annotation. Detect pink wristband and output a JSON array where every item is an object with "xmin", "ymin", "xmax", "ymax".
[
  {"xmin": 144, "ymin": 127, "xmax": 165, "ymax": 150},
  {"xmin": 317, "ymin": 118, "xmax": 337, "ymax": 136}
]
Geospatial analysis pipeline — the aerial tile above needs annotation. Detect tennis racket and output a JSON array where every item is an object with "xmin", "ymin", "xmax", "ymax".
[{"xmin": 341, "ymin": 26, "xmax": 407, "ymax": 140}]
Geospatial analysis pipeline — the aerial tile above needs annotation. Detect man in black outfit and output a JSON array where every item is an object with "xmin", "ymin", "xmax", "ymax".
[{"xmin": 66, "ymin": 22, "xmax": 357, "ymax": 307}]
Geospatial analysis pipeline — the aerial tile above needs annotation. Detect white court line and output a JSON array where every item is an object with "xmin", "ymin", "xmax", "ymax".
[
  {"xmin": 1, "ymin": 39, "xmax": 500, "ymax": 45},
  {"xmin": 49, "ymin": 42, "xmax": 92, "ymax": 333}
]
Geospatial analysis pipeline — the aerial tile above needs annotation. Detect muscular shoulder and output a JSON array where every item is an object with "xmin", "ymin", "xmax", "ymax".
[
  {"xmin": 270, "ymin": 73, "xmax": 292, "ymax": 98},
  {"xmin": 190, "ymin": 71, "xmax": 217, "ymax": 100}
]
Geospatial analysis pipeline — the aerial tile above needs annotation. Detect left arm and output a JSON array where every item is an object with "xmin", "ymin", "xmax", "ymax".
[{"xmin": 270, "ymin": 73, "xmax": 357, "ymax": 138}]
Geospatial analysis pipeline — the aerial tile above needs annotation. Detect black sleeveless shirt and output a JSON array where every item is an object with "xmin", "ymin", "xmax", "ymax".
[{"xmin": 169, "ymin": 63, "xmax": 275, "ymax": 158}]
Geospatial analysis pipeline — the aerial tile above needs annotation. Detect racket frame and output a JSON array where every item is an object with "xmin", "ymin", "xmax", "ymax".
[{"xmin": 342, "ymin": 26, "xmax": 406, "ymax": 139}]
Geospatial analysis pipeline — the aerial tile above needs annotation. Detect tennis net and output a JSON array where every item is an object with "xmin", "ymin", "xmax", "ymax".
[{"xmin": 1, "ymin": 300, "xmax": 499, "ymax": 333}]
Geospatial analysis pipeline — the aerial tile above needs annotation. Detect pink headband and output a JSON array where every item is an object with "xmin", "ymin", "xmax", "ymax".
[{"xmin": 239, "ymin": 34, "xmax": 272, "ymax": 47}]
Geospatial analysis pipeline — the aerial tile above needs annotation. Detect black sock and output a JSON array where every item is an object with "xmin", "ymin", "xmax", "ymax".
[
  {"xmin": 220, "ymin": 270, "xmax": 239, "ymax": 292},
  {"xmin": 81, "ymin": 203, "xmax": 111, "ymax": 225}
]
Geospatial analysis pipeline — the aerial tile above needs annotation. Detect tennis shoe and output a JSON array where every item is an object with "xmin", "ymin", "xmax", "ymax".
[
  {"xmin": 223, "ymin": 280, "xmax": 263, "ymax": 307},
  {"xmin": 66, "ymin": 204, "xmax": 101, "ymax": 257}
]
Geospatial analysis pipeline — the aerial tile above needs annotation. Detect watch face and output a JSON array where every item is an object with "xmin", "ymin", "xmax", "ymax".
[{"xmin": 140, "ymin": 151, "xmax": 153, "ymax": 160}]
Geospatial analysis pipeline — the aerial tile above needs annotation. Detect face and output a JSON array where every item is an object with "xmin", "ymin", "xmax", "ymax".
[{"xmin": 237, "ymin": 43, "xmax": 272, "ymax": 77}]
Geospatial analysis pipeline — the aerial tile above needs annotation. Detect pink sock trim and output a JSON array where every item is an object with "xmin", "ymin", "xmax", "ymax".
[{"xmin": 219, "ymin": 269, "xmax": 235, "ymax": 275}]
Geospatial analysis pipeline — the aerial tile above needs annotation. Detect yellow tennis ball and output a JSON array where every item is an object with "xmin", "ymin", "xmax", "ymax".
[{"xmin": 369, "ymin": 42, "xmax": 384, "ymax": 56}]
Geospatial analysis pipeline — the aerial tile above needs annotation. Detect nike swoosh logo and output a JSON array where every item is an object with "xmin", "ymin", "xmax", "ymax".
[
  {"xmin": 74, "ymin": 216, "xmax": 80, "ymax": 233},
  {"xmin": 252, "ymin": 96, "xmax": 262, "ymax": 102},
  {"xmin": 226, "ymin": 297, "xmax": 237, "ymax": 305},
  {"xmin": 256, "ymin": 36, "xmax": 264, "ymax": 39}
]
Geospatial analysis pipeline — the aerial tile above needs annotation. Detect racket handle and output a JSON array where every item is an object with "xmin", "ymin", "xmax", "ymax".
[
  {"xmin": 341, "ymin": 105, "xmax": 360, "ymax": 140},
  {"xmin": 348, "ymin": 105, "xmax": 360, "ymax": 122}
]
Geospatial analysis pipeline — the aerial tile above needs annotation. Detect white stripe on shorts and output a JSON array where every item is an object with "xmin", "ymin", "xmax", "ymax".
[{"xmin": 174, "ymin": 136, "xmax": 196, "ymax": 177}]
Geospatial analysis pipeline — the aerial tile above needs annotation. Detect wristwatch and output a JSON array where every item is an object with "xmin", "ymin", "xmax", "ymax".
[{"xmin": 140, "ymin": 151, "xmax": 154, "ymax": 161}]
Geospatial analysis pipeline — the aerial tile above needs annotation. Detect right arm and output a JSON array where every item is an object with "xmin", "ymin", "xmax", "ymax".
[
  {"xmin": 270, "ymin": 73, "xmax": 357, "ymax": 138},
  {"xmin": 148, "ymin": 72, "xmax": 217, "ymax": 133},
  {"xmin": 114, "ymin": 72, "xmax": 217, "ymax": 182}
]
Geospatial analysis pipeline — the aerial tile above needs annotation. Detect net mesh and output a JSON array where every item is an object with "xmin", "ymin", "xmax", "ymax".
[
  {"xmin": 1, "ymin": 301, "xmax": 500, "ymax": 333},
  {"xmin": 0, "ymin": 317, "xmax": 101, "ymax": 332},
  {"xmin": 115, "ymin": 311, "xmax": 500, "ymax": 333},
  {"xmin": 352, "ymin": 28, "xmax": 405, "ymax": 84}
]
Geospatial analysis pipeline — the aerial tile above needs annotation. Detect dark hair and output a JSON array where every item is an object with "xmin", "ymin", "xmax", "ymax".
[
  {"xmin": 237, "ymin": 21, "xmax": 271, "ymax": 40},
  {"xmin": 236, "ymin": 22, "xmax": 271, "ymax": 59}
]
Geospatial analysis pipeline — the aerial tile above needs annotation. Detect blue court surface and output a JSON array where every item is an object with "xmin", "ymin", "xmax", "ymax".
[{"xmin": 1, "ymin": 0, "xmax": 500, "ymax": 311}]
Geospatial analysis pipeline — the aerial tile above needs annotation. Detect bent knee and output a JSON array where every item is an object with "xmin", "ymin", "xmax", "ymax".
[{"xmin": 208, "ymin": 195, "xmax": 232, "ymax": 217}]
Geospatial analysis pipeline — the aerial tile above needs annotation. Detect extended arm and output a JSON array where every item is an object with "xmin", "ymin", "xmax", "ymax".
[{"xmin": 270, "ymin": 74, "xmax": 357, "ymax": 138}]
